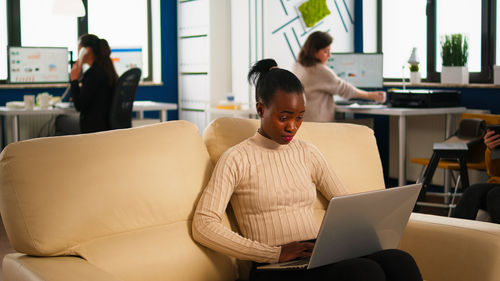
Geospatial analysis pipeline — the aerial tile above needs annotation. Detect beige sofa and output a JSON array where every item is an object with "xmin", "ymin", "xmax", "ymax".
[{"xmin": 0, "ymin": 117, "xmax": 499, "ymax": 281}]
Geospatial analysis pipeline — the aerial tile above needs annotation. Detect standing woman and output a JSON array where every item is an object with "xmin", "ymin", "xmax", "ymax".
[
  {"xmin": 57, "ymin": 34, "xmax": 118, "ymax": 134},
  {"xmin": 293, "ymin": 31, "xmax": 385, "ymax": 122},
  {"xmin": 192, "ymin": 58, "xmax": 422, "ymax": 281}
]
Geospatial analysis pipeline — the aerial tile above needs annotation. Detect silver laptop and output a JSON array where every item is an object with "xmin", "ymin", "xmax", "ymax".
[{"xmin": 257, "ymin": 184, "xmax": 421, "ymax": 270}]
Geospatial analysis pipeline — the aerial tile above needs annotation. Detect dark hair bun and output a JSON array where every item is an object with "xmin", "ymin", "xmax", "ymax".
[{"xmin": 247, "ymin": 58, "xmax": 278, "ymax": 86}]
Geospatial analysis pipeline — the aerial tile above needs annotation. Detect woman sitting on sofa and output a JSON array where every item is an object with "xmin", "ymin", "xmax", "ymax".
[{"xmin": 192, "ymin": 59, "xmax": 422, "ymax": 281}]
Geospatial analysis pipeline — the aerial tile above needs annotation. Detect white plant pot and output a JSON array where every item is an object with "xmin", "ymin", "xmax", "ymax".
[
  {"xmin": 441, "ymin": 66, "xmax": 469, "ymax": 85},
  {"xmin": 410, "ymin": 72, "xmax": 421, "ymax": 84}
]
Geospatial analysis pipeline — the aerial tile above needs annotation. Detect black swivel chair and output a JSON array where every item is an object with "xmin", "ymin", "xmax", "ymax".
[{"xmin": 109, "ymin": 68, "xmax": 142, "ymax": 130}]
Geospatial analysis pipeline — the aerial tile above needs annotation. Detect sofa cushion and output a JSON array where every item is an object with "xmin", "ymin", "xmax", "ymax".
[
  {"xmin": 0, "ymin": 121, "xmax": 237, "ymax": 281},
  {"xmin": 203, "ymin": 117, "xmax": 385, "ymax": 194}
]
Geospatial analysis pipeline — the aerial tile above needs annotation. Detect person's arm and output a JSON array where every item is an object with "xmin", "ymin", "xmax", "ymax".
[
  {"xmin": 319, "ymin": 65, "xmax": 386, "ymax": 102},
  {"xmin": 70, "ymin": 67, "xmax": 101, "ymax": 112},
  {"xmin": 484, "ymin": 129, "xmax": 500, "ymax": 178},
  {"xmin": 192, "ymin": 149, "xmax": 282, "ymax": 264},
  {"xmin": 354, "ymin": 89, "xmax": 386, "ymax": 103},
  {"xmin": 308, "ymin": 143, "xmax": 350, "ymax": 199}
]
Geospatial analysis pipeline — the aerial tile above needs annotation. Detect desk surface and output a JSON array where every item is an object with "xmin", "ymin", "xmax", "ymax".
[
  {"xmin": 0, "ymin": 101, "xmax": 178, "ymax": 116},
  {"xmin": 133, "ymin": 101, "xmax": 178, "ymax": 111},
  {"xmin": 335, "ymin": 105, "xmax": 467, "ymax": 116}
]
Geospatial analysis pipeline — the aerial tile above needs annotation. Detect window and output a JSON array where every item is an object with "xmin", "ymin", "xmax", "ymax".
[
  {"xmin": 436, "ymin": 0, "xmax": 481, "ymax": 72},
  {"xmin": 380, "ymin": 0, "xmax": 495, "ymax": 82},
  {"xmin": 20, "ymin": 0, "xmax": 78, "ymax": 60},
  {"xmin": 382, "ymin": 0, "xmax": 427, "ymax": 79},
  {"xmin": 87, "ymin": 0, "xmax": 150, "ymax": 78},
  {"xmin": 0, "ymin": 0, "xmax": 8, "ymax": 80},
  {"xmin": 2, "ymin": 0, "xmax": 156, "ymax": 82},
  {"xmin": 497, "ymin": 0, "xmax": 500, "ymax": 66},
  {"xmin": 362, "ymin": 0, "xmax": 377, "ymax": 53}
]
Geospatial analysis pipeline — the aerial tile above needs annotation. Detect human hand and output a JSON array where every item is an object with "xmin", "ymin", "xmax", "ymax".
[
  {"xmin": 369, "ymin": 91, "xmax": 386, "ymax": 103},
  {"xmin": 484, "ymin": 130, "xmax": 500, "ymax": 150},
  {"xmin": 70, "ymin": 62, "xmax": 82, "ymax": 81},
  {"xmin": 278, "ymin": 241, "xmax": 315, "ymax": 262}
]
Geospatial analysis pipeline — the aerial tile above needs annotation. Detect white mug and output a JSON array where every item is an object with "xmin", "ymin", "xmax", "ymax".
[
  {"xmin": 37, "ymin": 93, "xmax": 50, "ymax": 109},
  {"xmin": 23, "ymin": 95, "xmax": 35, "ymax": 110}
]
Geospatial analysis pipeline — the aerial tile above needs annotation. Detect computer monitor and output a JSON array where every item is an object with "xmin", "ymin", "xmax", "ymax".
[
  {"xmin": 110, "ymin": 47, "xmax": 143, "ymax": 78},
  {"xmin": 326, "ymin": 53, "xmax": 383, "ymax": 88},
  {"xmin": 8, "ymin": 46, "xmax": 70, "ymax": 83}
]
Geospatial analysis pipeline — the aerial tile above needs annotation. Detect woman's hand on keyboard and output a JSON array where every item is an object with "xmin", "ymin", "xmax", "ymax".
[{"xmin": 278, "ymin": 241, "xmax": 315, "ymax": 262}]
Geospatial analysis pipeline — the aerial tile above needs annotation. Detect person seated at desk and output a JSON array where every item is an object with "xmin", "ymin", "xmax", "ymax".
[
  {"xmin": 451, "ymin": 128, "xmax": 500, "ymax": 223},
  {"xmin": 192, "ymin": 58, "xmax": 422, "ymax": 281},
  {"xmin": 292, "ymin": 31, "xmax": 385, "ymax": 122},
  {"xmin": 56, "ymin": 34, "xmax": 118, "ymax": 134}
]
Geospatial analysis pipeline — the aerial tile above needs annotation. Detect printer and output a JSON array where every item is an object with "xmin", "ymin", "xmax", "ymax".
[{"xmin": 388, "ymin": 89, "xmax": 461, "ymax": 108}]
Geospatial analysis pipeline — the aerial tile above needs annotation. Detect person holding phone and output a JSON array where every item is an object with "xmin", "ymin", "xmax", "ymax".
[
  {"xmin": 56, "ymin": 34, "xmax": 118, "ymax": 134},
  {"xmin": 452, "ymin": 125, "xmax": 500, "ymax": 223},
  {"xmin": 292, "ymin": 31, "xmax": 385, "ymax": 122}
]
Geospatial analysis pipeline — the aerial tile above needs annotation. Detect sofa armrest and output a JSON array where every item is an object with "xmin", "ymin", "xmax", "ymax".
[
  {"xmin": 3, "ymin": 253, "xmax": 122, "ymax": 281},
  {"xmin": 399, "ymin": 213, "xmax": 500, "ymax": 281}
]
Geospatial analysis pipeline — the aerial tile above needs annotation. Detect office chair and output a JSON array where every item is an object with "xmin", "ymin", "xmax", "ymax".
[
  {"xmin": 109, "ymin": 68, "xmax": 142, "ymax": 130},
  {"xmin": 412, "ymin": 113, "xmax": 500, "ymax": 216}
]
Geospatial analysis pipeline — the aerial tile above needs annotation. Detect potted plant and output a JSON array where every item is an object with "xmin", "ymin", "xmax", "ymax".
[
  {"xmin": 408, "ymin": 47, "xmax": 421, "ymax": 84},
  {"xmin": 441, "ymin": 33, "xmax": 469, "ymax": 84}
]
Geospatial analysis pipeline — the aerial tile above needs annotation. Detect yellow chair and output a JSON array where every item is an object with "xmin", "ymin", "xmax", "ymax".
[{"xmin": 411, "ymin": 113, "xmax": 500, "ymax": 215}]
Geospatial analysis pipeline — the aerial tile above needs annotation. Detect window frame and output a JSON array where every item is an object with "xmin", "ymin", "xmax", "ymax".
[
  {"xmin": 379, "ymin": 0, "xmax": 497, "ymax": 83},
  {"xmin": 3, "ymin": 0, "xmax": 153, "ymax": 82}
]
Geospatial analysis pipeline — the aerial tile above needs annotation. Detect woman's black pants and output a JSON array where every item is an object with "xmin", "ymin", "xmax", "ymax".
[
  {"xmin": 249, "ymin": 249, "xmax": 422, "ymax": 281},
  {"xmin": 451, "ymin": 183, "xmax": 500, "ymax": 223}
]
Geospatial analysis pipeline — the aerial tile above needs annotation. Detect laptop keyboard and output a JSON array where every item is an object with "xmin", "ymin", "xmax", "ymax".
[{"xmin": 258, "ymin": 257, "xmax": 310, "ymax": 270}]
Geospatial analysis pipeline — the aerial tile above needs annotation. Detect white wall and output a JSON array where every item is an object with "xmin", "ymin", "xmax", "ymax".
[{"xmin": 231, "ymin": 0, "xmax": 356, "ymax": 105}]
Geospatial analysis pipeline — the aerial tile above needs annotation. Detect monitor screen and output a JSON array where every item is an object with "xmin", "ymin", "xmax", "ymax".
[
  {"xmin": 326, "ymin": 53, "xmax": 383, "ymax": 88},
  {"xmin": 8, "ymin": 46, "xmax": 69, "ymax": 83},
  {"xmin": 110, "ymin": 47, "xmax": 143, "ymax": 78}
]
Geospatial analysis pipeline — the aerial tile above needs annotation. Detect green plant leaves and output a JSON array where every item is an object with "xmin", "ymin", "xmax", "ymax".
[
  {"xmin": 298, "ymin": 0, "xmax": 331, "ymax": 28},
  {"xmin": 441, "ymin": 33, "xmax": 469, "ymax": 66},
  {"xmin": 409, "ymin": 64, "xmax": 419, "ymax": 72}
]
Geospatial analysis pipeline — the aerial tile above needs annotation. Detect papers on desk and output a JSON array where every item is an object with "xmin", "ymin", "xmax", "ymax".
[
  {"xmin": 5, "ymin": 101, "xmax": 25, "ymax": 109},
  {"xmin": 343, "ymin": 103, "xmax": 387, "ymax": 109},
  {"xmin": 54, "ymin": 102, "xmax": 74, "ymax": 109}
]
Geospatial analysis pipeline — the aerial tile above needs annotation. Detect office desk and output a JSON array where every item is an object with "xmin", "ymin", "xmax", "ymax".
[
  {"xmin": 0, "ymin": 101, "xmax": 178, "ymax": 144},
  {"xmin": 335, "ymin": 105, "xmax": 467, "ymax": 186}
]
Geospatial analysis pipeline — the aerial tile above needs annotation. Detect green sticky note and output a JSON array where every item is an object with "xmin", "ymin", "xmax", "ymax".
[{"xmin": 298, "ymin": 0, "xmax": 331, "ymax": 28}]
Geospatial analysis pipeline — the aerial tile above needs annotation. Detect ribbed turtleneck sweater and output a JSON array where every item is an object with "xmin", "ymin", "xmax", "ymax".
[{"xmin": 192, "ymin": 132, "xmax": 349, "ymax": 263}]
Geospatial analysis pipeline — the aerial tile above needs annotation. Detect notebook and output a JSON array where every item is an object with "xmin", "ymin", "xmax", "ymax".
[{"xmin": 257, "ymin": 184, "xmax": 422, "ymax": 270}]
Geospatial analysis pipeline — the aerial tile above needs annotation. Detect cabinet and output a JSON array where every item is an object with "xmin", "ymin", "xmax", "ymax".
[{"xmin": 177, "ymin": 0, "xmax": 232, "ymax": 132}]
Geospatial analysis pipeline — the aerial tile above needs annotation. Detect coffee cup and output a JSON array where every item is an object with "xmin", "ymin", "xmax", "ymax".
[
  {"xmin": 23, "ymin": 95, "xmax": 35, "ymax": 110},
  {"xmin": 37, "ymin": 93, "xmax": 50, "ymax": 109}
]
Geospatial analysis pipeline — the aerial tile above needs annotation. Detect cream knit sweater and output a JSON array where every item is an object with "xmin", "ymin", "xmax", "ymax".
[
  {"xmin": 293, "ymin": 62, "xmax": 357, "ymax": 122},
  {"xmin": 192, "ymin": 133, "xmax": 349, "ymax": 263}
]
